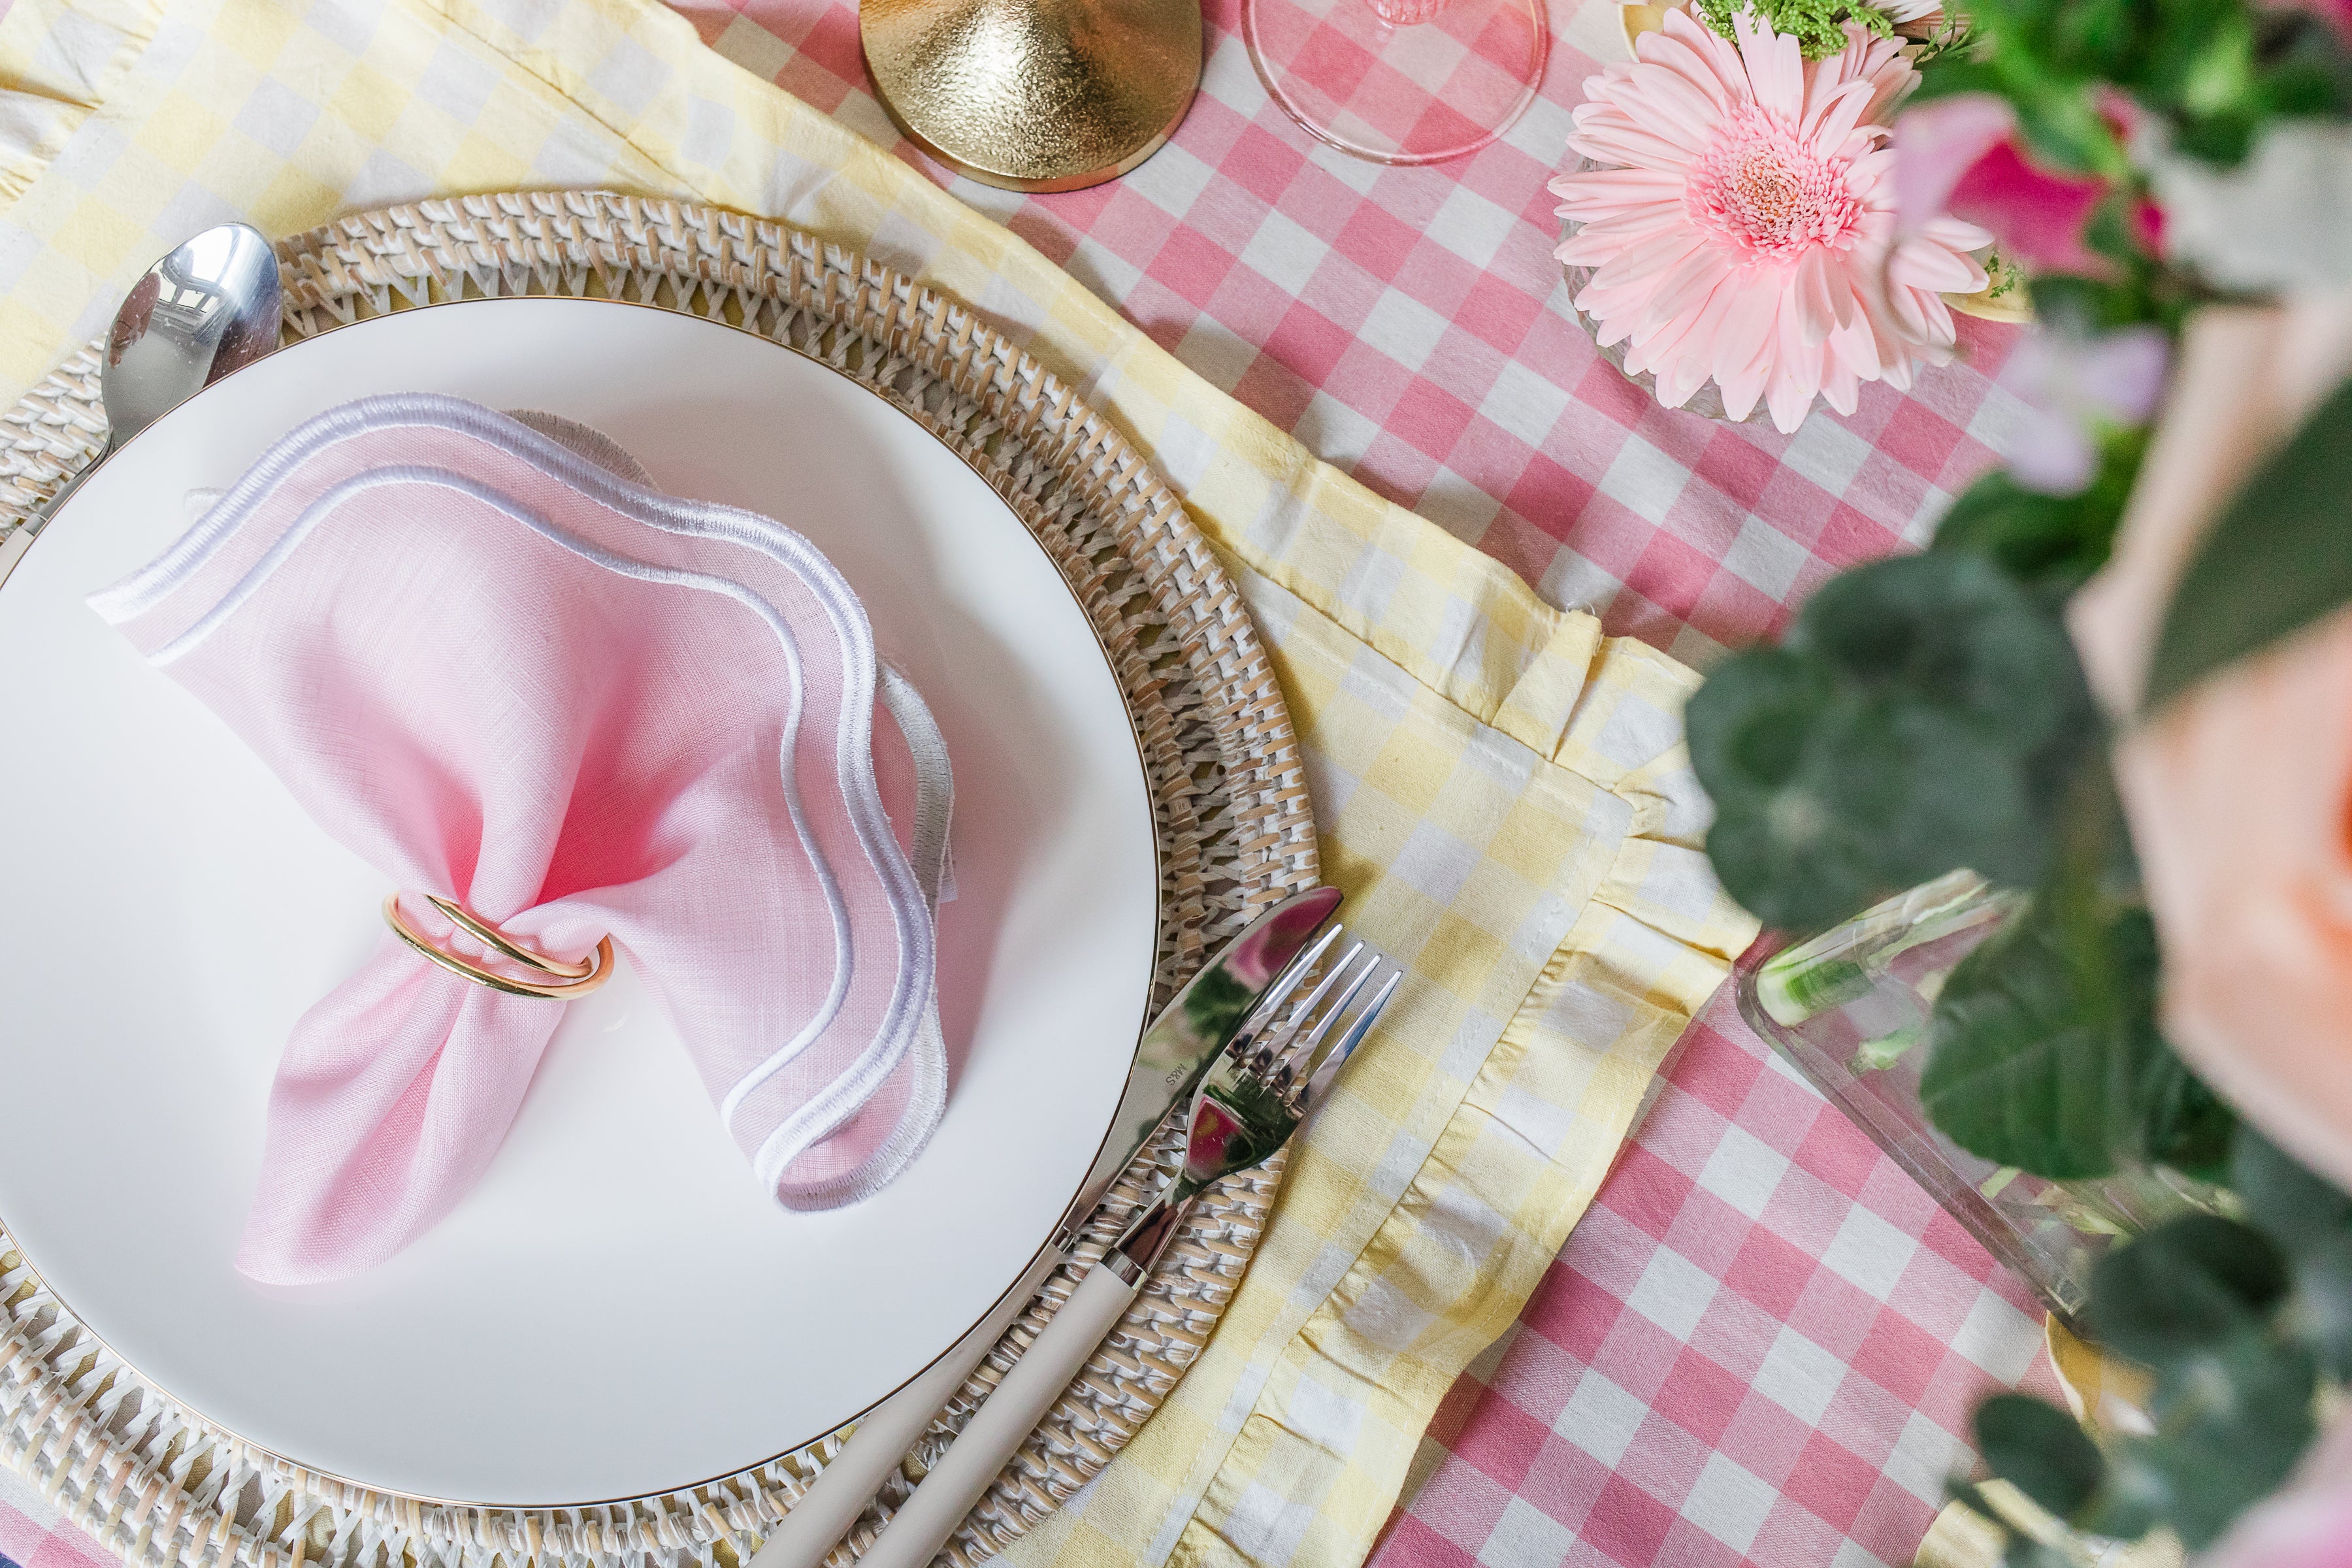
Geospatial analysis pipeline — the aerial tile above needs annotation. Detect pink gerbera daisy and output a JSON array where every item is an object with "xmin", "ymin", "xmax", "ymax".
[{"xmin": 1551, "ymin": 8, "xmax": 1993, "ymax": 432}]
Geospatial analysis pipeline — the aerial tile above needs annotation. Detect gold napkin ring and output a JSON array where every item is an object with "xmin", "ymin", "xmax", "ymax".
[{"xmin": 382, "ymin": 893, "xmax": 615, "ymax": 1000}]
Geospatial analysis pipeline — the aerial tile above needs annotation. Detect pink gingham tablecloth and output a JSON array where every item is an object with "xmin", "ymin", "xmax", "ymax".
[
  {"xmin": 1, "ymin": 1471, "xmax": 111, "ymax": 1568},
  {"xmin": 0, "ymin": 1, "xmax": 2066, "ymax": 1565},
  {"xmin": 656, "ymin": 3, "xmax": 2065, "ymax": 1565}
]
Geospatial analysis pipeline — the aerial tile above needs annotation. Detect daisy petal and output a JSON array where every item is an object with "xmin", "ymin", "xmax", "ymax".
[{"xmin": 1558, "ymin": 6, "xmax": 1946, "ymax": 427}]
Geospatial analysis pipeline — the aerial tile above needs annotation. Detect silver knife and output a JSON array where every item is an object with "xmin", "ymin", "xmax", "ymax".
[{"xmin": 749, "ymin": 884, "xmax": 1343, "ymax": 1568}]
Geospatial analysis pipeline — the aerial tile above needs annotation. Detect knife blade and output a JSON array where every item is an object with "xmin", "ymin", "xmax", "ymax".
[
  {"xmin": 1062, "ymin": 882, "xmax": 1344, "ymax": 1246},
  {"xmin": 748, "ymin": 883, "xmax": 1343, "ymax": 1568}
]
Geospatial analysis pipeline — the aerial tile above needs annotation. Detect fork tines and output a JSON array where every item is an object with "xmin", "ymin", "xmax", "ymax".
[{"xmin": 1243, "ymin": 938, "xmax": 1401, "ymax": 1113}]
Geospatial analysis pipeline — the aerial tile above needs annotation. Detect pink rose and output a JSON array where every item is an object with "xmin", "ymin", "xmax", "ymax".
[
  {"xmin": 2068, "ymin": 298, "xmax": 2352, "ymax": 1192},
  {"xmin": 1894, "ymin": 95, "xmax": 2114, "ymax": 274}
]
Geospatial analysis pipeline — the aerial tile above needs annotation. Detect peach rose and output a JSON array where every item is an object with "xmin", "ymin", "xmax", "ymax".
[{"xmin": 2068, "ymin": 297, "xmax": 2352, "ymax": 1193}]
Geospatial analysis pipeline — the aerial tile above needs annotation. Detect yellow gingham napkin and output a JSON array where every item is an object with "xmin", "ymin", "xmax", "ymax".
[{"xmin": 0, "ymin": 1, "xmax": 1757, "ymax": 1563}]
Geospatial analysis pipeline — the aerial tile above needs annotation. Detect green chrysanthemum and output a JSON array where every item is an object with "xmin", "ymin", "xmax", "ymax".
[{"xmin": 1691, "ymin": 0, "xmax": 1897, "ymax": 58}]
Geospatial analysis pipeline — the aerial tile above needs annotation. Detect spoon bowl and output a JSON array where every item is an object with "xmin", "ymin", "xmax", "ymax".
[{"xmin": 19, "ymin": 222, "xmax": 282, "ymax": 543}]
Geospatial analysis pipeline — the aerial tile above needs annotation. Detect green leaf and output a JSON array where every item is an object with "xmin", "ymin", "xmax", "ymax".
[
  {"xmin": 2087, "ymin": 1213, "xmax": 2291, "ymax": 1365},
  {"xmin": 1931, "ymin": 431, "xmax": 2148, "ymax": 591},
  {"xmin": 2144, "ymin": 376, "xmax": 2352, "ymax": 713},
  {"xmin": 2024, "ymin": 273, "xmax": 2166, "ymax": 335},
  {"xmin": 1689, "ymin": 651, "xmax": 1855, "ymax": 928},
  {"xmin": 2254, "ymin": 12, "xmax": 2352, "ymax": 121},
  {"xmin": 1697, "ymin": 688, "xmax": 2046, "ymax": 930},
  {"xmin": 2170, "ymin": 107, "xmax": 2262, "ymax": 164},
  {"xmin": 2230, "ymin": 1128, "xmax": 2352, "ymax": 1246},
  {"xmin": 2121, "ymin": 1331, "xmax": 2318, "ymax": 1548},
  {"xmin": 2138, "ymin": 1060, "xmax": 2236, "ymax": 1183},
  {"xmin": 2283, "ymin": 1235, "xmax": 2352, "ymax": 1379},
  {"xmin": 1689, "ymin": 555, "xmax": 2097, "ymax": 931},
  {"xmin": 1791, "ymin": 555, "xmax": 2083, "ymax": 736},
  {"xmin": 1908, "ymin": 16, "xmax": 1985, "ymax": 69},
  {"xmin": 2232, "ymin": 1130, "xmax": 2352, "ymax": 1375},
  {"xmin": 1974, "ymin": 1394, "xmax": 2107, "ymax": 1518},
  {"xmin": 2012, "ymin": 84, "xmax": 2128, "ymax": 175},
  {"xmin": 1921, "ymin": 902, "xmax": 2166, "ymax": 1179},
  {"xmin": 1906, "ymin": 52, "xmax": 2004, "ymax": 101},
  {"xmin": 1933, "ymin": 478, "xmax": 2104, "ymax": 587},
  {"xmin": 1913, "ymin": 747, "xmax": 2224, "ymax": 1183},
  {"xmin": 2002, "ymin": 1538, "xmax": 2073, "ymax": 1568},
  {"xmin": 2077, "ymin": 1445, "xmax": 2172, "ymax": 1541},
  {"xmin": 2180, "ymin": 16, "xmax": 2257, "ymax": 116},
  {"xmin": 1183, "ymin": 964, "xmax": 1255, "ymax": 1043},
  {"xmin": 2050, "ymin": 0, "xmax": 2134, "ymax": 76},
  {"xmin": 2083, "ymin": 191, "xmax": 2148, "ymax": 269}
]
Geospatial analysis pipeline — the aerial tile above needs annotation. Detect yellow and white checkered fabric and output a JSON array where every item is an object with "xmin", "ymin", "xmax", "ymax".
[{"xmin": 0, "ymin": 2, "xmax": 1757, "ymax": 1565}]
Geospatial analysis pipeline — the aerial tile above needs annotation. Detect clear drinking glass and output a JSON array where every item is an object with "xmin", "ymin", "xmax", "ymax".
[
  {"xmin": 1241, "ymin": 0, "xmax": 1548, "ymax": 165},
  {"xmin": 1735, "ymin": 872, "xmax": 2222, "ymax": 1328}
]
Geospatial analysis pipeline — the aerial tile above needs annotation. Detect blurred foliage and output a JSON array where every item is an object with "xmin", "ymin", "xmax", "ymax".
[
  {"xmin": 1686, "ymin": 553, "xmax": 2097, "ymax": 932},
  {"xmin": 1922, "ymin": 900, "xmax": 2234, "ymax": 1181},
  {"xmin": 1676, "ymin": 3, "xmax": 2352, "ymax": 1553},
  {"xmin": 1928, "ymin": 427, "xmax": 2147, "ymax": 595},
  {"xmin": 2145, "ymin": 376, "xmax": 2352, "ymax": 710},
  {"xmin": 1909, "ymin": 0, "xmax": 2352, "ymax": 176},
  {"xmin": 1964, "ymin": 1129, "xmax": 2345, "ymax": 1555}
]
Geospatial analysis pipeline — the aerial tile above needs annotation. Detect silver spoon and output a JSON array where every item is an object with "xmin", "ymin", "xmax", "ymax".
[{"xmin": 18, "ymin": 222, "xmax": 283, "ymax": 540}]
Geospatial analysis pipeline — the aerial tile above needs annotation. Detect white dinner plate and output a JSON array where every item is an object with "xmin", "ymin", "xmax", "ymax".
[{"xmin": 0, "ymin": 297, "xmax": 1160, "ymax": 1507}]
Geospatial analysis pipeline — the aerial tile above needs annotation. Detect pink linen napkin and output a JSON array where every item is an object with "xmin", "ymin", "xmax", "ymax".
[{"xmin": 90, "ymin": 394, "xmax": 953, "ymax": 1285}]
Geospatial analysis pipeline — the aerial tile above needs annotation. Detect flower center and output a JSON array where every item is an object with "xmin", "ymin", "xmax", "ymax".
[{"xmin": 1686, "ymin": 106, "xmax": 1862, "ymax": 262}]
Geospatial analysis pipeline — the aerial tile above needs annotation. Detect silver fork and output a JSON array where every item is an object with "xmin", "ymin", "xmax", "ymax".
[
  {"xmin": 1114, "ymin": 941, "xmax": 1397, "ymax": 1269},
  {"xmin": 858, "ymin": 943, "xmax": 1402, "ymax": 1568}
]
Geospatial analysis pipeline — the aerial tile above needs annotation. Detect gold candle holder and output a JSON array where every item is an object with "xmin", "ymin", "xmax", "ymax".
[{"xmin": 860, "ymin": 0, "xmax": 1201, "ymax": 192}]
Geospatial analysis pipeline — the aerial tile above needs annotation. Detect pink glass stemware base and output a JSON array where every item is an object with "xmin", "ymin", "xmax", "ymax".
[
  {"xmin": 1243, "ymin": 0, "xmax": 1548, "ymax": 166},
  {"xmin": 1364, "ymin": 0, "xmax": 1454, "ymax": 25}
]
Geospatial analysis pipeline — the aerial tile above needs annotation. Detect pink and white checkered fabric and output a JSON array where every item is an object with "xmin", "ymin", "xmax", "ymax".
[
  {"xmin": 653, "ymin": 5, "xmax": 2058, "ymax": 1566},
  {"xmin": 676, "ymin": 0, "xmax": 2030, "ymax": 679},
  {"xmin": 1, "ymin": 1468, "xmax": 112, "ymax": 1568},
  {"xmin": 1377, "ymin": 997, "xmax": 2064, "ymax": 1568}
]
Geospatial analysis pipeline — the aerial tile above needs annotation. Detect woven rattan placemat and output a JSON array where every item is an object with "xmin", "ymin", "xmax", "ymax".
[{"xmin": 0, "ymin": 191, "xmax": 1317, "ymax": 1568}]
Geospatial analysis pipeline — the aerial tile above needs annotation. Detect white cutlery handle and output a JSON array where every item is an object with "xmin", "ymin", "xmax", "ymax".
[
  {"xmin": 857, "ymin": 1262, "xmax": 1141, "ymax": 1568},
  {"xmin": 749, "ymin": 1247, "xmax": 1068, "ymax": 1568}
]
